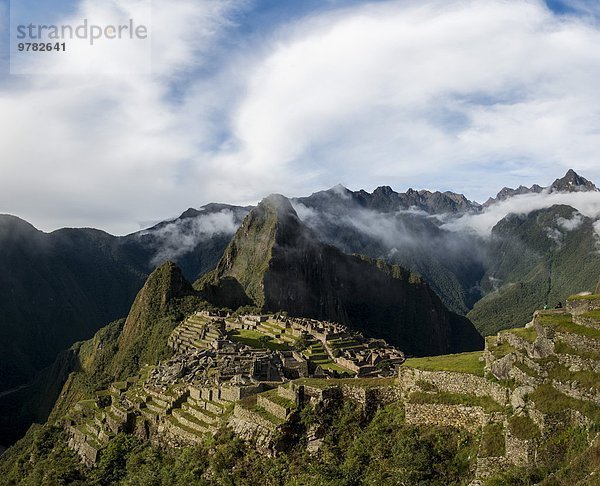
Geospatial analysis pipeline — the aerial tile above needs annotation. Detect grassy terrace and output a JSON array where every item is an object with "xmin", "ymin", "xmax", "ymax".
[
  {"xmin": 514, "ymin": 361, "xmax": 539, "ymax": 378},
  {"xmin": 228, "ymin": 329, "xmax": 290, "ymax": 351},
  {"xmin": 567, "ymin": 294, "xmax": 600, "ymax": 301},
  {"xmin": 554, "ymin": 341, "xmax": 600, "ymax": 361},
  {"xmin": 501, "ymin": 326, "xmax": 537, "ymax": 343},
  {"xmin": 538, "ymin": 313, "xmax": 600, "ymax": 339},
  {"xmin": 260, "ymin": 389, "xmax": 296, "ymax": 409},
  {"xmin": 581, "ymin": 309, "xmax": 600, "ymax": 320},
  {"xmin": 402, "ymin": 351, "xmax": 485, "ymax": 377},
  {"xmin": 480, "ymin": 423, "xmax": 505, "ymax": 457},
  {"xmin": 320, "ymin": 362, "xmax": 355, "ymax": 375},
  {"xmin": 508, "ymin": 415, "xmax": 541, "ymax": 440},
  {"xmin": 529, "ymin": 384, "xmax": 600, "ymax": 423},
  {"xmin": 294, "ymin": 377, "xmax": 397, "ymax": 389},
  {"xmin": 489, "ymin": 340, "xmax": 517, "ymax": 359},
  {"xmin": 408, "ymin": 391, "xmax": 504, "ymax": 413},
  {"xmin": 547, "ymin": 364, "xmax": 600, "ymax": 391},
  {"xmin": 238, "ymin": 395, "xmax": 284, "ymax": 425},
  {"xmin": 165, "ymin": 415, "xmax": 204, "ymax": 438}
]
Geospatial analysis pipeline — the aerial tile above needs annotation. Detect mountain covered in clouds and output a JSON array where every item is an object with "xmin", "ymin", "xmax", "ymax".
[
  {"xmin": 0, "ymin": 204, "xmax": 247, "ymax": 394},
  {"xmin": 484, "ymin": 168, "xmax": 599, "ymax": 205},
  {"xmin": 1, "ymin": 169, "xmax": 600, "ymax": 401},
  {"xmin": 197, "ymin": 194, "xmax": 483, "ymax": 356}
]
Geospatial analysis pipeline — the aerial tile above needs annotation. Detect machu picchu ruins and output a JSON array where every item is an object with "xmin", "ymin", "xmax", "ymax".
[
  {"xmin": 62, "ymin": 293, "xmax": 600, "ymax": 484},
  {"xmin": 64, "ymin": 311, "xmax": 406, "ymax": 465}
]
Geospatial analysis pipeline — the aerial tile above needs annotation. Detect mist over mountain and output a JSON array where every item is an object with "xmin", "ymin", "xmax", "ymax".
[
  {"xmin": 292, "ymin": 188, "xmax": 487, "ymax": 315},
  {"xmin": 1, "ymin": 169, "xmax": 599, "ymax": 399},
  {"xmin": 196, "ymin": 194, "xmax": 483, "ymax": 356},
  {"xmin": 0, "ymin": 204, "xmax": 245, "ymax": 395}
]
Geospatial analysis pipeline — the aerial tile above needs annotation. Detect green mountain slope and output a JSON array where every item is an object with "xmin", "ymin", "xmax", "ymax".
[
  {"xmin": 0, "ymin": 216, "xmax": 148, "ymax": 393},
  {"xmin": 0, "ymin": 262, "xmax": 205, "ymax": 444},
  {"xmin": 197, "ymin": 195, "xmax": 483, "ymax": 356},
  {"xmin": 294, "ymin": 186, "xmax": 486, "ymax": 315},
  {"xmin": 0, "ymin": 205, "xmax": 245, "ymax": 395},
  {"xmin": 468, "ymin": 205, "xmax": 600, "ymax": 335}
]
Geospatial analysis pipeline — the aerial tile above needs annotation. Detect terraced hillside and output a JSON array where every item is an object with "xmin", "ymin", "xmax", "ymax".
[
  {"xmin": 6, "ymin": 289, "xmax": 600, "ymax": 484},
  {"xmin": 399, "ymin": 293, "xmax": 600, "ymax": 483}
]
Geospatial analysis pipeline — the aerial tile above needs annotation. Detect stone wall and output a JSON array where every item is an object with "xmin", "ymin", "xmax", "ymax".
[
  {"xmin": 475, "ymin": 456, "xmax": 513, "ymax": 481},
  {"xmin": 557, "ymin": 353, "xmax": 600, "ymax": 373},
  {"xmin": 278, "ymin": 386, "xmax": 297, "ymax": 403},
  {"xmin": 233, "ymin": 404, "xmax": 278, "ymax": 431},
  {"xmin": 552, "ymin": 380, "xmax": 600, "ymax": 406},
  {"xmin": 573, "ymin": 315, "xmax": 600, "ymax": 330},
  {"xmin": 66, "ymin": 427, "xmax": 101, "ymax": 466},
  {"xmin": 404, "ymin": 403, "xmax": 486, "ymax": 432},
  {"xmin": 398, "ymin": 367, "xmax": 509, "ymax": 406},
  {"xmin": 505, "ymin": 432, "xmax": 537, "ymax": 466},
  {"xmin": 567, "ymin": 298, "xmax": 600, "ymax": 315},
  {"xmin": 556, "ymin": 331, "xmax": 600, "ymax": 354},
  {"xmin": 257, "ymin": 395, "xmax": 291, "ymax": 420}
]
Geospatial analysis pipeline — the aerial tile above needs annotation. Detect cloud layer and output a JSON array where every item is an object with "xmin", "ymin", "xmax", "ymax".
[
  {"xmin": 139, "ymin": 208, "xmax": 243, "ymax": 266},
  {"xmin": 444, "ymin": 191, "xmax": 600, "ymax": 236},
  {"xmin": 2, "ymin": 0, "xmax": 600, "ymax": 234}
]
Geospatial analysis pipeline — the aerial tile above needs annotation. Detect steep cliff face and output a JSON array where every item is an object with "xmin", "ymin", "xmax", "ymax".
[{"xmin": 198, "ymin": 195, "xmax": 483, "ymax": 356}]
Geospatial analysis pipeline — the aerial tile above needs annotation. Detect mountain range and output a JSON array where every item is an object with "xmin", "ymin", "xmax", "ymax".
[{"xmin": 1, "ymin": 169, "xmax": 600, "ymax": 446}]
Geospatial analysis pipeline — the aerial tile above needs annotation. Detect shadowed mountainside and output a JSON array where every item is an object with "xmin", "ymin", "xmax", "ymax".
[{"xmin": 197, "ymin": 195, "xmax": 483, "ymax": 356}]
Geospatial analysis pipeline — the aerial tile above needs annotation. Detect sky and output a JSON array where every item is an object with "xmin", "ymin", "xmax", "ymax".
[{"xmin": 1, "ymin": 0, "xmax": 600, "ymax": 235}]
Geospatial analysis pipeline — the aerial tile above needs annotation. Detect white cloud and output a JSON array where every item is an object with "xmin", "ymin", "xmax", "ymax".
[
  {"xmin": 3, "ymin": 0, "xmax": 600, "ymax": 234},
  {"xmin": 0, "ymin": 0, "xmax": 241, "ymax": 234},
  {"xmin": 139, "ymin": 209, "xmax": 241, "ymax": 266},
  {"xmin": 594, "ymin": 220, "xmax": 600, "ymax": 241},
  {"xmin": 444, "ymin": 191, "xmax": 600, "ymax": 236},
  {"xmin": 219, "ymin": 0, "xmax": 600, "ymax": 200},
  {"xmin": 557, "ymin": 213, "xmax": 585, "ymax": 231}
]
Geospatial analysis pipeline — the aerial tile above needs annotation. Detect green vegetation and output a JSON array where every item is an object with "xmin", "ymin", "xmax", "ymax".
[
  {"xmin": 547, "ymin": 364, "xmax": 600, "ymax": 391},
  {"xmin": 408, "ymin": 391, "xmax": 504, "ymax": 413},
  {"xmin": 416, "ymin": 380, "xmax": 437, "ymax": 392},
  {"xmin": 469, "ymin": 204, "xmax": 600, "ymax": 337},
  {"xmin": 514, "ymin": 361, "xmax": 539, "ymax": 378},
  {"xmin": 508, "ymin": 415, "xmax": 541, "ymax": 440},
  {"xmin": 539, "ymin": 313, "xmax": 600, "ymax": 339},
  {"xmin": 1, "ymin": 400, "xmax": 480, "ymax": 485},
  {"xmin": 581, "ymin": 309, "xmax": 600, "ymax": 319},
  {"xmin": 48, "ymin": 263, "xmax": 207, "ymax": 423},
  {"xmin": 489, "ymin": 340, "xmax": 517, "ymax": 359},
  {"xmin": 320, "ymin": 362, "xmax": 354, "ymax": 375},
  {"xmin": 480, "ymin": 423, "xmax": 505, "ymax": 457},
  {"xmin": 567, "ymin": 294, "xmax": 600, "ymax": 301},
  {"xmin": 502, "ymin": 326, "xmax": 537, "ymax": 343},
  {"xmin": 228, "ymin": 329, "xmax": 290, "ymax": 351},
  {"xmin": 529, "ymin": 385, "xmax": 600, "ymax": 423},
  {"xmin": 260, "ymin": 389, "xmax": 296, "ymax": 410},
  {"xmin": 554, "ymin": 340, "xmax": 600, "ymax": 360},
  {"xmin": 403, "ymin": 351, "xmax": 485, "ymax": 376}
]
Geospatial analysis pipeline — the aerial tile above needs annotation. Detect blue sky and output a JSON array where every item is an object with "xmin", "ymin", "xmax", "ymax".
[{"xmin": 1, "ymin": 0, "xmax": 600, "ymax": 234}]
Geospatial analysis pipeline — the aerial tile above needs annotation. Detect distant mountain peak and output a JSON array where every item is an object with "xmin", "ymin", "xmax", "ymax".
[
  {"xmin": 550, "ymin": 169, "xmax": 598, "ymax": 193},
  {"xmin": 374, "ymin": 185, "xmax": 396, "ymax": 196},
  {"xmin": 261, "ymin": 193, "xmax": 296, "ymax": 214},
  {"xmin": 296, "ymin": 184, "xmax": 478, "ymax": 215},
  {"xmin": 486, "ymin": 169, "xmax": 598, "ymax": 206}
]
